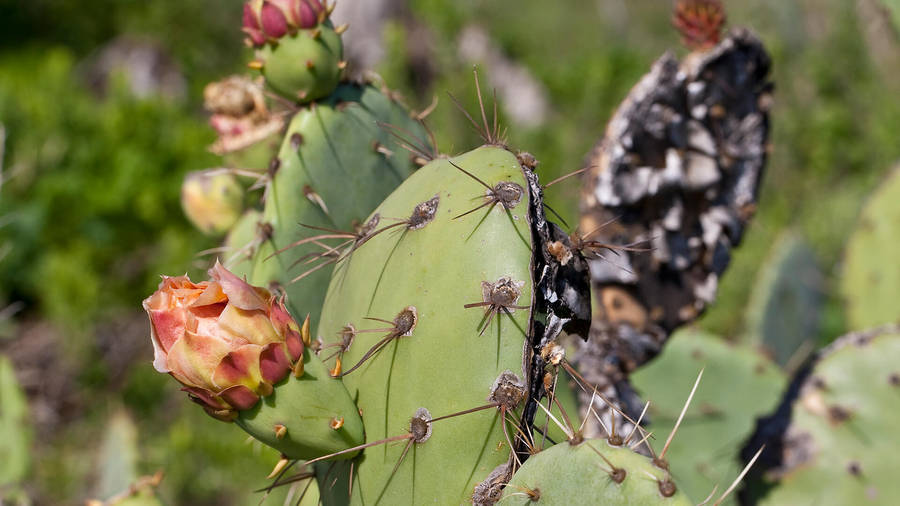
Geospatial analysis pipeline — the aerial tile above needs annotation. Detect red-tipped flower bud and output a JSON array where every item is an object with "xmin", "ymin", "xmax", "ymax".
[
  {"xmin": 143, "ymin": 262, "xmax": 304, "ymax": 420},
  {"xmin": 672, "ymin": 0, "xmax": 726, "ymax": 51},
  {"xmin": 242, "ymin": 0, "xmax": 328, "ymax": 47}
]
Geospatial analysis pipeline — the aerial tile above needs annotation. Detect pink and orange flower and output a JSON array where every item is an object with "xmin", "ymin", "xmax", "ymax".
[{"xmin": 144, "ymin": 262, "xmax": 307, "ymax": 421}]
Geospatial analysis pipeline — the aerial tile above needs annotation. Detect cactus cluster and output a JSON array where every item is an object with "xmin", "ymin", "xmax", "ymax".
[{"xmin": 147, "ymin": 1, "xmax": 900, "ymax": 504}]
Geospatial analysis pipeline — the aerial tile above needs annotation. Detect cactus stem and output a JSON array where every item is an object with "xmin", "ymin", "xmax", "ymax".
[
  {"xmin": 274, "ymin": 424, "xmax": 287, "ymax": 439},
  {"xmin": 247, "ymin": 59, "xmax": 265, "ymax": 70},
  {"xmin": 334, "ymin": 23, "xmax": 348, "ymax": 35},
  {"xmin": 267, "ymin": 456, "xmax": 291, "ymax": 479}
]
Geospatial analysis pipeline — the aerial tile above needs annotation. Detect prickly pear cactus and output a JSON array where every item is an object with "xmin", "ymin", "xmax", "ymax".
[
  {"xmin": 314, "ymin": 146, "xmax": 536, "ymax": 503},
  {"xmin": 743, "ymin": 233, "xmax": 823, "ymax": 366},
  {"xmin": 501, "ymin": 439, "xmax": 692, "ymax": 505},
  {"xmin": 631, "ymin": 329, "xmax": 784, "ymax": 504},
  {"xmin": 298, "ymin": 130, "xmax": 592, "ymax": 503},
  {"xmin": 246, "ymin": 83, "xmax": 429, "ymax": 322},
  {"xmin": 841, "ymin": 165, "xmax": 900, "ymax": 329},
  {"xmin": 743, "ymin": 325, "xmax": 900, "ymax": 505}
]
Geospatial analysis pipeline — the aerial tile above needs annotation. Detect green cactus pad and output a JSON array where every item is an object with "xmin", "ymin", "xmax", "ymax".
[
  {"xmin": 222, "ymin": 208, "xmax": 263, "ymax": 280},
  {"xmin": 502, "ymin": 438, "xmax": 692, "ymax": 505},
  {"xmin": 743, "ymin": 232, "xmax": 823, "ymax": 366},
  {"xmin": 754, "ymin": 326, "xmax": 900, "ymax": 506},
  {"xmin": 316, "ymin": 146, "xmax": 535, "ymax": 504},
  {"xmin": 630, "ymin": 329, "xmax": 785, "ymax": 505},
  {"xmin": 248, "ymin": 83, "xmax": 427, "ymax": 324},
  {"xmin": 841, "ymin": 165, "xmax": 900, "ymax": 329},
  {"xmin": 235, "ymin": 347, "xmax": 364, "ymax": 460},
  {"xmin": 258, "ymin": 25, "xmax": 343, "ymax": 103}
]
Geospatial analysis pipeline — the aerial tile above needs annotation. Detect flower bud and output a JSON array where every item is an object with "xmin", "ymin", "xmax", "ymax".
[
  {"xmin": 242, "ymin": 0, "xmax": 328, "ymax": 47},
  {"xmin": 180, "ymin": 170, "xmax": 244, "ymax": 235},
  {"xmin": 143, "ymin": 262, "xmax": 304, "ymax": 420},
  {"xmin": 672, "ymin": 0, "xmax": 726, "ymax": 51}
]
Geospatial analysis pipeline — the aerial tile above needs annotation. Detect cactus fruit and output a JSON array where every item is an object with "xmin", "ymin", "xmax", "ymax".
[
  {"xmin": 501, "ymin": 438, "xmax": 693, "ymax": 505},
  {"xmin": 143, "ymin": 262, "xmax": 363, "ymax": 459},
  {"xmin": 630, "ymin": 329, "xmax": 784, "ymax": 504},
  {"xmin": 840, "ymin": 164, "xmax": 900, "ymax": 329},
  {"xmin": 246, "ymin": 83, "xmax": 429, "ymax": 323},
  {"xmin": 743, "ymin": 325, "xmax": 900, "ymax": 505},
  {"xmin": 243, "ymin": 0, "xmax": 344, "ymax": 103},
  {"xmin": 0, "ymin": 355, "xmax": 30, "ymax": 494},
  {"xmin": 180, "ymin": 169, "xmax": 245, "ymax": 235},
  {"xmin": 743, "ymin": 233, "xmax": 824, "ymax": 366}
]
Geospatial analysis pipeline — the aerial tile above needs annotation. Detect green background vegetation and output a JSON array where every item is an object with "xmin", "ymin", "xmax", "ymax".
[{"xmin": 1, "ymin": 0, "xmax": 898, "ymax": 503}]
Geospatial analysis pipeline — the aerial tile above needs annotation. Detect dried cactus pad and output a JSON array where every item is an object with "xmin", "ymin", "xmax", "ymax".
[
  {"xmin": 841, "ymin": 165, "xmax": 900, "ymax": 329},
  {"xmin": 502, "ymin": 438, "xmax": 692, "ymax": 505},
  {"xmin": 747, "ymin": 325, "xmax": 900, "ymax": 506},
  {"xmin": 316, "ymin": 146, "xmax": 535, "ymax": 504}
]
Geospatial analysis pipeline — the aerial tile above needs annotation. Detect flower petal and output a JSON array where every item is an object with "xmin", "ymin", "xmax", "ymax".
[
  {"xmin": 219, "ymin": 384, "xmax": 260, "ymax": 411},
  {"xmin": 212, "ymin": 344, "xmax": 264, "ymax": 391},
  {"xmin": 260, "ymin": 1, "xmax": 289, "ymax": 39},
  {"xmin": 218, "ymin": 303, "xmax": 281, "ymax": 346},
  {"xmin": 166, "ymin": 330, "xmax": 232, "ymax": 390},
  {"xmin": 209, "ymin": 261, "xmax": 268, "ymax": 311},
  {"xmin": 259, "ymin": 343, "xmax": 291, "ymax": 384}
]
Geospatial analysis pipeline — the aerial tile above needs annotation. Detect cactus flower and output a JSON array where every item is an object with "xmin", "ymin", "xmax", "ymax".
[
  {"xmin": 143, "ymin": 261, "xmax": 304, "ymax": 421},
  {"xmin": 242, "ymin": 0, "xmax": 327, "ymax": 47}
]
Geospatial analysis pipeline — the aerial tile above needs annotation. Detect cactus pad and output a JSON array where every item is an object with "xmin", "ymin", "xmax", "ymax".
[
  {"xmin": 743, "ymin": 233, "xmax": 823, "ymax": 366},
  {"xmin": 745, "ymin": 325, "xmax": 900, "ymax": 505},
  {"xmin": 315, "ymin": 146, "xmax": 536, "ymax": 503},
  {"xmin": 502, "ymin": 438, "xmax": 692, "ymax": 505},
  {"xmin": 248, "ymin": 83, "xmax": 427, "ymax": 324},
  {"xmin": 841, "ymin": 165, "xmax": 900, "ymax": 329},
  {"xmin": 630, "ymin": 329, "xmax": 784, "ymax": 504}
]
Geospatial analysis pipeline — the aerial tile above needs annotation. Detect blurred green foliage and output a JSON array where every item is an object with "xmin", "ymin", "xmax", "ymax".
[{"xmin": 0, "ymin": 0, "xmax": 898, "ymax": 504}]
